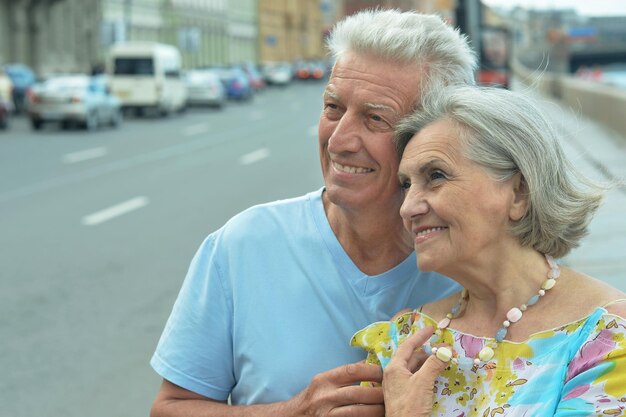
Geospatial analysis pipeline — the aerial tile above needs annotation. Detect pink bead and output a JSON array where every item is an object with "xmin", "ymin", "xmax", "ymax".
[
  {"xmin": 506, "ymin": 307, "xmax": 523, "ymax": 323},
  {"xmin": 545, "ymin": 255, "xmax": 557, "ymax": 269},
  {"xmin": 438, "ymin": 317, "xmax": 451, "ymax": 329},
  {"xmin": 549, "ymin": 267, "xmax": 561, "ymax": 279}
]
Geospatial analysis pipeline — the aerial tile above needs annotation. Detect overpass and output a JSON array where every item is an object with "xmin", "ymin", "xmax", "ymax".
[{"xmin": 569, "ymin": 42, "xmax": 626, "ymax": 71}]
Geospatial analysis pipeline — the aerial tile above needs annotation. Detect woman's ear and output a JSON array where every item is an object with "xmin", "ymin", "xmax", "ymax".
[{"xmin": 509, "ymin": 173, "xmax": 529, "ymax": 222}]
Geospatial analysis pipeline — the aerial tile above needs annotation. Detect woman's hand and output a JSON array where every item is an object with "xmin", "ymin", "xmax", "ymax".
[{"xmin": 382, "ymin": 326, "xmax": 449, "ymax": 417}]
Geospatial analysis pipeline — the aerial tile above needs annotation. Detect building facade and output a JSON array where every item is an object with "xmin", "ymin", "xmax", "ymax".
[
  {"xmin": 258, "ymin": 0, "xmax": 326, "ymax": 64},
  {"xmin": 1, "ymin": 0, "xmax": 338, "ymax": 74},
  {"xmin": 0, "ymin": 0, "xmax": 101, "ymax": 75}
]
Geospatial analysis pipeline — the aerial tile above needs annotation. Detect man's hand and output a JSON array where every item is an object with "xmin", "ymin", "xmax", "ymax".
[
  {"xmin": 151, "ymin": 361, "xmax": 384, "ymax": 417},
  {"xmin": 289, "ymin": 361, "xmax": 385, "ymax": 417}
]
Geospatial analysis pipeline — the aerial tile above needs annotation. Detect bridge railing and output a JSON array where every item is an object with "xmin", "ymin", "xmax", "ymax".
[{"xmin": 512, "ymin": 59, "xmax": 626, "ymax": 141}]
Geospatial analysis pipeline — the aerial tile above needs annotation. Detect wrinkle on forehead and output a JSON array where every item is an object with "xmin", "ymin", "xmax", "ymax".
[
  {"xmin": 328, "ymin": 53, "xmax": 421, "ymax": 114},
  {"xmin": 400, "ymin": 127, "xmax": 464, "ymax": 172}
]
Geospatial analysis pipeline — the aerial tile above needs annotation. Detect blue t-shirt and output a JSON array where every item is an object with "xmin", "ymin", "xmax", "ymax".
[{"xmin": 150, "ymin": 188, "xmax": 459, "ymax": 404}]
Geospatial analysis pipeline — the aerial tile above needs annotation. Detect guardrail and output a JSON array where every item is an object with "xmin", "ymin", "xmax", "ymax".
[{"xmin": 511, "ymin": 60, "xmax": 626, "ymax": 140}]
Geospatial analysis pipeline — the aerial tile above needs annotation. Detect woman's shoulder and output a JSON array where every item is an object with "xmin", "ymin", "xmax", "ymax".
[
  {"xmin": 552, "ymin": 269, "xmax": 625, "ymax": 318},
  {"xmin": 603, "ymin": 299, "xmax": 626, "ymax": 319}
]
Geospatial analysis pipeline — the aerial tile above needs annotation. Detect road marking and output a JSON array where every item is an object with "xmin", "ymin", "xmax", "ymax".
[
  {"xmin": 81, "ymin": 196, "xmax": 149, "ymax": 226},
  {"xmin": 308, "ymin": 125, "xmax": 318, "ymax": 137},
  {"xmin": 62, "ymin": 147, "xmax": 108, "ymax": 164},
  {"xmin": 239, "ymin": 148, "xmax": 270, "ymax": 165},
  {"xmin": 184, "ymin": 123, "xmax": 210, "ymax": 136}
]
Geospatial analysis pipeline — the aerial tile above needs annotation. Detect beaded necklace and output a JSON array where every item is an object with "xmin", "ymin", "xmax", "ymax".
[{"xmin": 423, "ymin": 254, "xmax": 561, "ymax": 367}]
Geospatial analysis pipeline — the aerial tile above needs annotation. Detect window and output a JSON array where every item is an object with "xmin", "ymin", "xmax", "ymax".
[{"xmin": 114, "ymin": 58, "xmax": 154, "ymax": 75}]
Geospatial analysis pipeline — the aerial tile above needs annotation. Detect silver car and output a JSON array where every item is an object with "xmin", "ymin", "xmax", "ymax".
[
  {"xmin": 184, "ymin": 69, "xmax": 226, "ymax": 108},
  {"xmin": 27, "ymin": 74, "xmax": 123, "ymax": 130}
]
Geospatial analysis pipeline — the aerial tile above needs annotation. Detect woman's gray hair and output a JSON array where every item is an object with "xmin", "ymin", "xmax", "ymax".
[
  {"xmin": 326, "ymin": 8, "xmax": 477, "ymax": 97},
  {"xmin": 395, "ymin": 86, "xmax": 605, "ymax": 258}
]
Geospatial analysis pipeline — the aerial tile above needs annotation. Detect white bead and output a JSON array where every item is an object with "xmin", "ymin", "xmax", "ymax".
[
  {"xmin": 506, "ymin": 307, "xmax": 523, "ymax": 323},
  {"xmin": 435, "ymin": 347, "xmax": 452, "ymax": 362},
  {"xmin": 478, "ymin": 346, "xmax": 495, "ymax": 361},
  {"xmin": 432, "ymin": 347, "xmax": 438, "ymax": 354},
  {"xmin": 474, "ymin": 358, "xmax": 480, "ymax": 365},
  {"xmin": 539, "ymin": 289, "xmax": 546, "ymax": 296},
  {"xmin": 503, "ymin": 320, "xmax": 510, "ymax": 327},
  {"xmin": 452, "ymin": 358, "xmax": 459, "ymax": 365},
  {"xmin": 520, "ymin": 304, "xmax": 527, "ymax": 311}
]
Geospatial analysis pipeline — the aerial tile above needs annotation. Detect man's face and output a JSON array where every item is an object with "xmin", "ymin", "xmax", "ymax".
[{"xmin": 319, "ymin": 52, "xmax": 422, "ymax": 212}]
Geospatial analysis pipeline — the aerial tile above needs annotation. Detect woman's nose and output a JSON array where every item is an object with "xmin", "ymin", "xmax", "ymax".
[{"xmin": 400, "ymin": 187, "xmax": 429, "ymax": 221}]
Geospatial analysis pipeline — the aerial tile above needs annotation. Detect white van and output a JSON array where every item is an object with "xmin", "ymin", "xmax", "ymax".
[{"xmin": 107, "ymin": 42, "xmax": 187, "ymax": 116}]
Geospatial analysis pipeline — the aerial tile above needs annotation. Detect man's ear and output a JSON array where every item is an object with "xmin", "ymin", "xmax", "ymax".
[{"xmin": 509, "ymin": 173, "xmax": 529, "ymax": 222}]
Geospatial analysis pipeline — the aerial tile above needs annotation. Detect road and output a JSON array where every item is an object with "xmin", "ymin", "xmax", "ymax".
[
  {"xmin": 0, "ymin": 82, "xmax": 325, "ymax": 417},
  {"xmin": 1, "ymin": 79, "xmax": 625, "ymax": 417}
]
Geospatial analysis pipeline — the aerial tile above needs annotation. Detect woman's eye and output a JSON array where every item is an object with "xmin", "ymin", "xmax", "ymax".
[
  {"xmin": 429, "ymin": 170, "xmax": 446, "ymax": 181},
  {"xmin": 400, "ymin": 179, "xmax": 411, "ymax": 190}
]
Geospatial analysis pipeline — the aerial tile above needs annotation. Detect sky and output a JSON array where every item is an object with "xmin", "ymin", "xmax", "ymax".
[{"xmin": 482, "ymin": 0, "xmax": 626, "ymax": 17}]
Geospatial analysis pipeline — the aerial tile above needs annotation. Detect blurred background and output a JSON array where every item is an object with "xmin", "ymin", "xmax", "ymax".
[{"xmin": 0, "ymin": 1, "xmax": 625, "ymax": 416}]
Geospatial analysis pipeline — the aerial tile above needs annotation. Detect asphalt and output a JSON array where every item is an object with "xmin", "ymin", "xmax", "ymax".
[{"xmin": 519, "ymin": 84, "xmax": 626, "ymax": 292}]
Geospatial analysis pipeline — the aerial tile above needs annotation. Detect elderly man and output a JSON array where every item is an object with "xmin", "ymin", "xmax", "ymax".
[{"xmin": 150, "ymin": 9, "xmax": 476, "ymax": 417}]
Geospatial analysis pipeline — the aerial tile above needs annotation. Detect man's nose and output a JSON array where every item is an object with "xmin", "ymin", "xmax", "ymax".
[{"xmin": 327, "ymin": 112, "xmax": 361, "ymax": 154}]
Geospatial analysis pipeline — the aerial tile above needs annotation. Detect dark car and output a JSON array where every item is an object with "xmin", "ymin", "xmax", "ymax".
[
  {"xmin": 4, "ymin": 63, "xmax": 36, "ymax": 113},
  {"xmin": 0, "ymin": 100, "xmax": 8, "ymax": 129}
]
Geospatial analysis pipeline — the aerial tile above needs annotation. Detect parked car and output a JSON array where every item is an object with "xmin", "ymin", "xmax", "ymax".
[
  {"xmin": 0, "ymin": 99, "xmax": 8, "ymax": 130},
  {"xmin": 261, "ymin": 61, "xmax": 293, "ymax": 86},
  {"xmin": 240, "ymin": 63, "xmax": 266, "ymax": 91},
  {"xmin": 26, "ymin": 74, "xmax": 123, "ymax": 130},
  {"xmin": 0, "ymin": 67, "xmax": 14, "ymax": 114},
  {"xmin": 213, "ymin": 66, "xmax": 253, "ymax": 100},
  {"xmin": 4, "ymin": 63, "xmax": 36, "ymax": 113},
  {"xmin": 184, "ymin": 69, "xmax": 226, "ymax": 108},
  {"xmin": 294, "ymin": 60, "xmax": 326, "ymax": 81}
]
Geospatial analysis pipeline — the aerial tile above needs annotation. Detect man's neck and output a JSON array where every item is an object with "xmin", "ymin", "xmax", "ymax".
[{"xmin": 323, "ymin": 194, "xmax": 413, "ymax": 276}]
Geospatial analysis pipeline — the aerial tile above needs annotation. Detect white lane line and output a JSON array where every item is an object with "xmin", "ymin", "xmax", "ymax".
[
  {"xmin": 81, "ymin": 196, "xmax": 149, "ymax": 226},
  {"xmin": 239, "ymin": 148, "xmax": 270, "ymax": 165},
  {"xmin": 184, "ymin": 123, "xmax": 211, "ymax": 136},
  {"xmin": 308, "ymin": 125, "xmax": 318, "ymax": 137},
  {"xmin": 62, "ymin": 147, "xmax": 108, "ymax": 164}
]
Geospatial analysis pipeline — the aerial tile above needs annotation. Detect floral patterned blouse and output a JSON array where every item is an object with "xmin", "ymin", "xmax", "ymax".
[{"xmin": 351, "ymin": 305, "xmax": 626, "ymax": 416}]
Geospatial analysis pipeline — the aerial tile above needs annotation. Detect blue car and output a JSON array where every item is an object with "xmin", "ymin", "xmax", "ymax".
[
  {"xmin": 213, "ymin": 66, "xmax": 253, "ymax": 100},
  {"xmin": 4, "ymin": 63, "xmax": 36, "ymax": 114}
]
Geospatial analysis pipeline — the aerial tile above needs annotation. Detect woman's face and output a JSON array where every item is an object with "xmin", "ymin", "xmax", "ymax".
[{"xmin": 398, "ymin": 119, "xmax": 523, "ymax": 274}]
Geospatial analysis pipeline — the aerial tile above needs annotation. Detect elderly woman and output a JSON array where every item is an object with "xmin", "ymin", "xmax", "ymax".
[{"xmin": 351, "ymin": 86, "xmax": 626, "ymax": 416}]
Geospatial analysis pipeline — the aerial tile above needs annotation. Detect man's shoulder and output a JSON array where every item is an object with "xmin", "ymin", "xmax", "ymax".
[
  {"xmin": 212, "ymin": 188, "xmax": 323, "ymax": 240},
  {"xmin": 232, "ymin": 188, "xmax": 321, "ymax": 222}
]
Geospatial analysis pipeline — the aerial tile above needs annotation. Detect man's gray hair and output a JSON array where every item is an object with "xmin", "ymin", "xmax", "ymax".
[
  {"xmin": 326, "ymin": 8, "xmax": 477, "ymax": 97},
  {"xmin": 395, "ymin": 86, "xmax": 605, "ymax": 258}
]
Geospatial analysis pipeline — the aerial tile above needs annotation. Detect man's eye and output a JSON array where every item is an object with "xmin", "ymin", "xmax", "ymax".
[{"xmin": 400, "ymin": 179, "xmax": 411, "ymax": 190}]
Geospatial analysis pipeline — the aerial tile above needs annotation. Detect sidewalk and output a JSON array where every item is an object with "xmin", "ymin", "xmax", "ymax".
[{"xmin": 524, "ymin": 85, "xmax": 626, "ymax": 291}]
